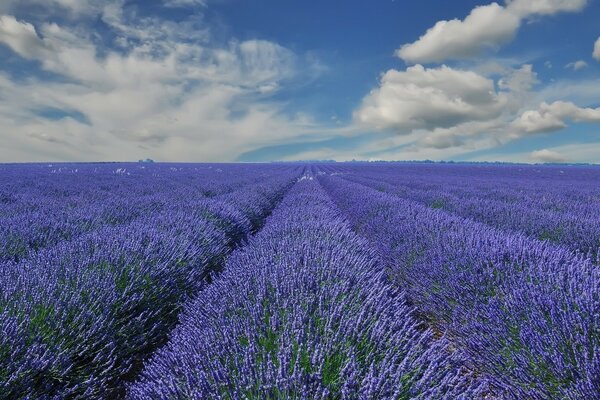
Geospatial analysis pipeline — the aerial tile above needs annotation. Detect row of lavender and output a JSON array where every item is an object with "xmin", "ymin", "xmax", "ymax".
[
  {"xmin": 129, "ymin": 177, "xmax": 488, "ymax": 399},
  {"xmin": 318, "ymin": 170, "xmax": 599, "ymax": 399},
  {"xmin": 320, "ymin": 163, "xmax": 600, "ymax": 255},
  {"xmin": 0, "ymin": 163, "xmax": 279, "ymax": 263},
  {"xmin": 0, "ymin": 163, "xmax": 300, "ymax": 398}
]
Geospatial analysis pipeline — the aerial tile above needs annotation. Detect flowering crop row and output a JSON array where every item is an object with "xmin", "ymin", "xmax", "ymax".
[
  {"xmin": 0, "ymin": 165, "xmax": 299, "ymax": 398},
  {"xmin": 129, "ymin": 177, "xmax": 488, "ymax": 399},
  {"xmin": 1, "ymin": 162, "xmax": 597, "ymax": 398},
  {"xmin": 319, "ymin": 172, "xmax": 599, "ymax": 399},
  {"xmin": 0, "ymin": 163, "xmax": 297, "ymax": 263},
  {"xmin": 321, "ymin": 163, "xmax": 600, "ymax": 255}
]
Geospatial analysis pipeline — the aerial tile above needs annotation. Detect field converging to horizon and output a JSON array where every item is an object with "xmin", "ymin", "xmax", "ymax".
[
  {"xmin": 0, "ymin": 162, "xmax": 598, "ymax": 399},
  {"xmin": 1, "ymin": 0, "xmax": 600, "ymax": 398}
]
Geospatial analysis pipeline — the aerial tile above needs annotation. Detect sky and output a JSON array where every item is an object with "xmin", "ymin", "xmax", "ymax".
[{"xmin": 0, "ymin": 0, "xmax": 599, "ymax": 163}]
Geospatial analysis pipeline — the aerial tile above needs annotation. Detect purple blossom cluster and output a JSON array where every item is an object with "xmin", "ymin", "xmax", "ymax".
[
  {"xmin": 318, "ymin": 169, "xmax": 600, "ymax": 399},
  {"xmin": 320, "ymin": 163, "xmax": 600, "ymax": 255},
  {"xmin": 1, "ymin": 162, "xmax": 598, "ymax": 398},
  {"xmin": 0, "ymin": 163, "xmax": 299, "ymax": 398},
  {"xmin": 0, "ymin": 163, "xmax": 293, "ymax": 263},
  {"xmin": 129, "ymin": 178, "xmax": 488, "ymax": 399}
]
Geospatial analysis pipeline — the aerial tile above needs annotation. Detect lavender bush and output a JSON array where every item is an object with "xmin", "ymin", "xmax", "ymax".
[
  {"xmin": 319, "ymin": 172, "xmax": 599, "ymax": 399},
  {"xmin": 0, "ymin": 164, "xmax": 298, "ymax": 398},
  {"xmin": 1, "ymin": 162, "xmax": 597, "ymax": 399},
  {"xmin": 326, "ymin": 163, "xmax": 600, "ymax": 255},
  {"xmin": 129, "ymin": 178, "xmax": 488, "ymax": 399}
]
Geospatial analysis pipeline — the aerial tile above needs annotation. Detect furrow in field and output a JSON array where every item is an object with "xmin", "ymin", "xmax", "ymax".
[
  {"xmin": 318, "ymin": 172, "xmax": 599, "ymax": 400},
  {"xmin": 0, "ymin": 169, "xmax": 300, "ymax": 399},
  {"xmin": 334, "ymin": 169, "xmax": 600, "ymax": 257},
  {"xmin": 0, "ymin": 164, "xmax": 300, "ymax": 264},
  {"xmin": 128, "ymin": 175, "xmax": 488, "ymax": 399}
]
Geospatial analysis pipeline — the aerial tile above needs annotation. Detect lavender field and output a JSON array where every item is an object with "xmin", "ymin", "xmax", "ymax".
[{"xmin": 0, "ymin": 162, "xmax": 598, "ymax": 399}]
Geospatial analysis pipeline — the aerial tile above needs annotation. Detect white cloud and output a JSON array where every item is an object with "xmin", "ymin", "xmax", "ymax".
[
  {"xmin": 360, "ymin": 0, "xmax": 597, "ymax": 161},
  {"xmin": 511, "ymin": 101, "xmax": 600, "ymax": 134},
  {"xmin": 530, "ymin": 148, "xmax": 567, "ymax": 162},
  {"xmin": 397, "ymin": 0, "xmax": 587, "ymax": 64},
  {"xmin": 354, "ymin": 64, "xmax": 509, "ymax": 132},
  {"xmin": 396, "ymin": 3, "xmax": 519, "ymax": 64},
  {"xmin": 498, "ymin": 63, "xmax": 538, "ymax": 93},
  {"xmin": 354, "ymin": 61, "xmax": 600, "ymax": 158},
  {"xmin": 0, "ymin": 4, "xmax": 331, "ymax": 162},
  {"xmin": 352, "ymin": 64, "xmax": 547, "ymax": 155},
  {"xmin": 594, "ymin": 36, "xmax": 600, "ymax": 60},
  {"xmin": 0, "ymin": 72, "xmax": 323, "ymax": 162},
  {"xmin": 354, "ymin": 63, "xmax": 553, "ymax": 152},
  {"xmin": 506, "ymin": 0, "xmax": 587, "ymax": 16},
  {"xmin": 511, "ymin": 108, "xmax": 566, "ymax": 133},
  {"xmin": 0, "ymin": 15, "xmax": 53, "ymax": 59},
  {"xmin": 545, "ymin": 100, "xmax": 600, "ymax": 121},
  {"xmin": 565, "ymin": 60, "xmax": 588, "ymax": 71}
]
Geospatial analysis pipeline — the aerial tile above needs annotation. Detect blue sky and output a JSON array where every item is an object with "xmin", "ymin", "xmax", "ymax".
[{"xmin": 0, "ymin": 0, "xmax": 599, "ymax": 162}]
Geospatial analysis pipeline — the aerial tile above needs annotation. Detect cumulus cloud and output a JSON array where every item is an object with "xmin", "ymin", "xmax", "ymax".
[
  {"xmin": 594, "ymin": 36, "xmax": 600, "ymax": 60},
  {"xmin": 0, "ymin": 2, "xmax": 330, "ymax": 162},
  {"xmin": 530, "ymin": 148, "xmax": 567, "ymax": 162},
  {"xmin": 396, "ymin": 3, "xmax": 519, "ymax": 64},
  {"xmin": 397, "ymin": 0, "xmax": 587, "ymax": 64},
  {"xmin": 353, "ymin": 63, "xmax": 549, "ymax": 151},
  {"xmin": 355, "ymin": 60, "xmax": 600, "ymax": 157},
  {"xmin": 354, "ymin": 64, "xmax": 508, "ymax": 131},
  {"xmin": 512, "ymin": 101, "xmax": 600, "ymax": 134},
  {"xmin": 511, "ymin": 108, "xmax": 567, "ymax": 133},
  {"xmin": 545, "ymin": 101, "xmax": 600, "ymax": 121},
  {"xmin": 565, "ymin": 60, "xmax": 588, "ymax": 71}
]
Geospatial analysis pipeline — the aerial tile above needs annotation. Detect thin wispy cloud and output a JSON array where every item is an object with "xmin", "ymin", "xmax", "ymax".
[
  {"xmin": 0, "ymin": 1, "xmax": 331, "ymax": 161},
  {"xmin": 565, "ymin": 60, "xmax": 588, "ymax": 71}
]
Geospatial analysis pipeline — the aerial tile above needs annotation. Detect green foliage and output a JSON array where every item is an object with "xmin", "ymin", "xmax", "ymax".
[{"xmin": 431, "ymin": 198, "xmax": 446, "ymax": 209}]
